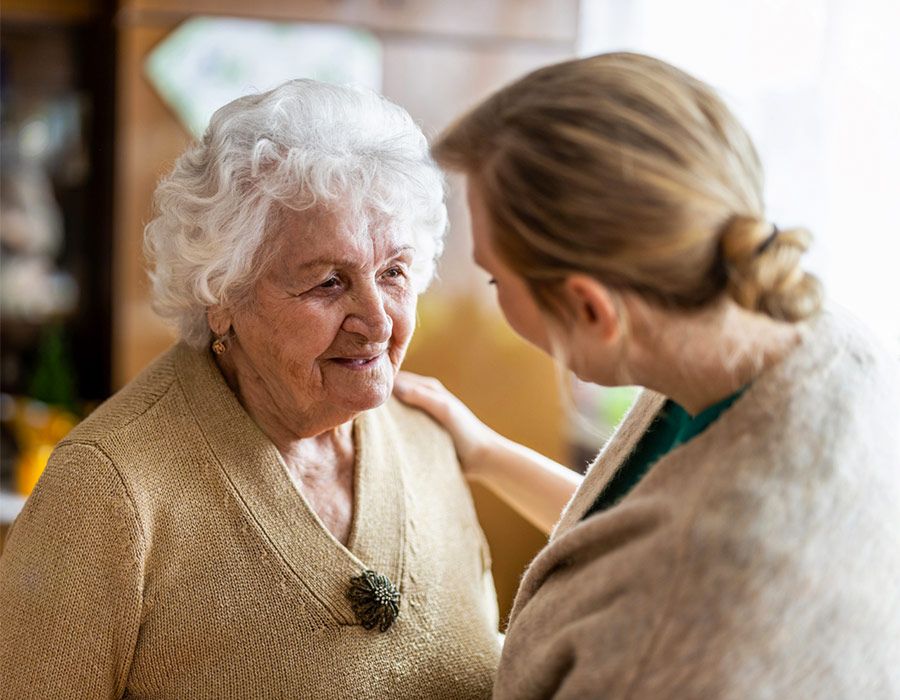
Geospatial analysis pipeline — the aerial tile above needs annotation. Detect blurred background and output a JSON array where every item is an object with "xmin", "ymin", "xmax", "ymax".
[{"xmin": 1, "ymin": 0, "xmax": 898, "ymax": 619}]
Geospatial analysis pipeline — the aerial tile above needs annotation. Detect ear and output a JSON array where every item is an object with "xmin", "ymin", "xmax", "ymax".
[
  {"xmin": 561, "ymin": 274, "xmax": 621, "ymax": 343},
  {"xmin": 207, "ymin": 305, "xmax": 232, "ymax": 337}
]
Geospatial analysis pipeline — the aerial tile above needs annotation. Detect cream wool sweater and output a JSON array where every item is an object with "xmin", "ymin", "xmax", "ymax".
[
  {"xmin": 495, "ymin": 308, "xmax": 900, "ymax": 700},
  {"xmin": 0, "ymin": 344, "xmax": 500, "ymax": 699}
]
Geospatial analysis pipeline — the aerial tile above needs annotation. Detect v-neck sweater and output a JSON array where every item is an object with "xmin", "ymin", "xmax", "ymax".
[
  {"xmin": 494, "ymin": 307, "xmax": 900, "ymax": 699},
  {"xmin": 0, "ymin": 343, "xmax": 500, "ymax": 699}
]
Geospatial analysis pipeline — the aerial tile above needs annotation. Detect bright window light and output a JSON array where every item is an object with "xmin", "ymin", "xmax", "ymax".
[{"xmin": 580, "ymin": 0, "xmax": 900, "ymax": 352}]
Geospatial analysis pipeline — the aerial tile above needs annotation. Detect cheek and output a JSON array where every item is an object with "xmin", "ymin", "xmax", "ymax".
[
  {"xmin": 302, "ymin": 311, "xmax": 345, "ymax": 354},
  {"xmin": 497, "ymin": 286, "xmax": 551, "ymax": 351},
  {"xmin": 258, "ymin": 300, "xmax": 344, "ymax": 362},
  {"xmin": 387, "ymin": 290, "xmax": 417, "ymax": 349}
]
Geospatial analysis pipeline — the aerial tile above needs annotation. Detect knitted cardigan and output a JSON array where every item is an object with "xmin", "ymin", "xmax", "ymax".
[
  {"xmin": 495, "ymin": 308, "xmax": 900, "ymax": 700},
  {"xmin": 0, "ymin": 343, "xmax": 500, "ymax": 699}
]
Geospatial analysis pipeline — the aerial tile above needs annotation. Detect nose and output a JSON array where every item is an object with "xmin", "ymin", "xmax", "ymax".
[{"xmin": 342, "ymin": 283, "xmax": 392, "ymax": 344}]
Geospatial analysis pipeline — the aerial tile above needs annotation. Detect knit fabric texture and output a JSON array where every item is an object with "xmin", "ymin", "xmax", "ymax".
[
  {"xmin": 495, "ymin": 307, "xmax": 900, "ymax": 699},
  {"xmin": 0, "ymin": 343, "xmax": 500, "ymax": 699},
  {"xmin": 583, "ymin": 389, "xmax": 745, "ymax": 518}
]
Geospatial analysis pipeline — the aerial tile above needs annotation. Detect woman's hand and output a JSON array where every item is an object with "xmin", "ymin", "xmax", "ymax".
[
  {"xmin": 394, "ymin": 371, "xmax": 582, "ymax": 535},
  {"xmin": 393, "ymin": 371, "xmax": 497, "ymax": 475}
]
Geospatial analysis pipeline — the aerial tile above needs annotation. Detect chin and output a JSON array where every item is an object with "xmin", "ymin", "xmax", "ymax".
[
  {"xmin": 336, "ymin": 381, "xmax": 392, "ymax": 414},
  {"xmin": 322, "ymin": 357, "xmax": 398, "ymax": 415},
  {"xmin": 577, "ymin": 364, "xmax": 630, "ymax": 387}
]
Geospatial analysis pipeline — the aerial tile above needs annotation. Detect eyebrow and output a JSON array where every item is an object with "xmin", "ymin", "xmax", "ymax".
[{"xmin": 295, "ymin": 245, "xmax": 416, "ymax": 271}]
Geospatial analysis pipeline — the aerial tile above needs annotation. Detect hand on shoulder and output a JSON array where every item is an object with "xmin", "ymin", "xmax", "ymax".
[{"xmin": 393, "ymin": 371, "xmax": 496, "ymax": 477}]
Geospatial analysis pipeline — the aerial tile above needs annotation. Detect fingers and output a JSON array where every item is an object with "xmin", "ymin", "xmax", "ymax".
[
  {"xmin": 395, "ymin": 371, "xmax": 445, "ymax": 391},
  {"xmin": 392, "ymin": 372, "xmax": 491, "ymax": 466},
  {"xmin": 393, "ymin": 373, "xmax": 454, "ymax": 422},
  {"xmin": 394, "ymin": 372, "xmax": 447, "ymax": 403},
  {"xmin": 394, "ymin": 377, "xmax": 445, "ymax": 405}
]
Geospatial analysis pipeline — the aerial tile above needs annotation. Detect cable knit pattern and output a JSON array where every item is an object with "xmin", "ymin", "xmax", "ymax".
[
  {"xmin": 495, "ymin": 307, "xmax": 900, "ymax": 700},
  {"xmin": 0, "ymin": 343, "xmax": 500, "ymax": 699}
]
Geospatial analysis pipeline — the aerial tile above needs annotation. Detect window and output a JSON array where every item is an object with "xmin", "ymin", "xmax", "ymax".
[{"xmin": 580, "ymin": 0, "xmax": 900, "ymax": 352}]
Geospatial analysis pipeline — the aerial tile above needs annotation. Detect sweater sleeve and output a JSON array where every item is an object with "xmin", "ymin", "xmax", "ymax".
[{"xmin": 0, "ymin": 441, "xmax": 144, "ymax": 699}]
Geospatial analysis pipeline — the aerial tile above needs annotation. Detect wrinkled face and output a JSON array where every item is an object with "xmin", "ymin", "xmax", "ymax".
[
  {"xmin": 468, "ymin": 181, "xmax": 551, "ymax": 353},
  {"xmin": 227, "ymin": 207, "xmax": 417, "ymax": 425}
]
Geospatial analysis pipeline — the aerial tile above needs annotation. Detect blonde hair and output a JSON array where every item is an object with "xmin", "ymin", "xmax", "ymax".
[{"xmin": 434, "ymin": 52, "xmax": 821, "ymax": 323}]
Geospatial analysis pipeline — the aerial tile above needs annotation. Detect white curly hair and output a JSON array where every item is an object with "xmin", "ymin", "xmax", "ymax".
[{"xmin": 144, "ymin": 79, "xmax": 448, "ymax": 348}]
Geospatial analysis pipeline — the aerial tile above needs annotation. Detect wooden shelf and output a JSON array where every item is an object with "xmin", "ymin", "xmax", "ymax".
[
  {"xmin": 118, "ymin": 0, "xmax": 578, "ymax": 44},
  {"xmin": 1, "ymin": 0, "xmax": 102, "ymax": 24}
]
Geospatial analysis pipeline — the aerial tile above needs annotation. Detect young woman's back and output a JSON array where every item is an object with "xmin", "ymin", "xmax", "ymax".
[{"xmin": 498, "ymin": 307, "xmax": 900, "ymax": 699}]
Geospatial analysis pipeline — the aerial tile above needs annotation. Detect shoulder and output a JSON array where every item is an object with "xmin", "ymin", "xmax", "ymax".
[
  {"xmin": 761, "ymin": 305, "xmax": 900, "ymax": 466},
  {"xmin": 800, "ymin": 305, "xmax": 900, "ymax": 400},
  {"xmin": 374, "ymin": 395, "xmax": 458, "ymax": 456},
  {"xmin": 63, "ymin": 345, "xmax": 183, "ymax": 450},
  {"xmin": 379, "ymin": 394, "xmax": 449, "ymax": 431},
  {"xmin": 51, "ymin": 345, "xmax": 201, "ymax": 521},
  {"xmin": 6, "ymin": 439, "xmax": 146, "ymax": 567}
]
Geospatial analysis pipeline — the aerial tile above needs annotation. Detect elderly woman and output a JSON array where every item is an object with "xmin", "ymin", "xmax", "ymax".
[{"xmin": 0, "ymin": 80, "xmax": 500, "ymax": 698}]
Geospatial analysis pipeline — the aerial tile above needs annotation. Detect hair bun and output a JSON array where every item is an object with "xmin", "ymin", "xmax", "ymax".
[{"xmin": 720, "ymin": 215, "xmax": 823, "ymax": 322}]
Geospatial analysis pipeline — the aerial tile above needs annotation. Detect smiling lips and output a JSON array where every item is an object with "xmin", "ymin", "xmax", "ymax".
[{"xmin": 330, "ymin": 353, "xmax": 384, "ymax": 370}]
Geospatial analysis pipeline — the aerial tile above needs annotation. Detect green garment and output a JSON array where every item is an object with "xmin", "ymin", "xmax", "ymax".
[{"xmin": 583, "ymin": 389, "xmax": 744, "ymax": 519}]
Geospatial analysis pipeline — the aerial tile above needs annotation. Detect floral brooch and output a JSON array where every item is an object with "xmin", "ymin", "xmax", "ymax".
[{"xmin": 347, "ymin": 570, "xmax": 401, "ymax": 632}]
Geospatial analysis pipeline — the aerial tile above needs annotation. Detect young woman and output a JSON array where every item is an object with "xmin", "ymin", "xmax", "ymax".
[{"xmin": 395, "ymin": 53, "xmax": 900, "ymax": 699}]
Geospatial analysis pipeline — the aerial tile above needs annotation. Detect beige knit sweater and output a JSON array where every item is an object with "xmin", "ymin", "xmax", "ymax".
[
  {"xmin": 0, "ymin": 343, "xmax": 500, "ymax": 699},
  {"xmin": 495, "ymin": 308, "xmax": 900, "ymax": 700}
]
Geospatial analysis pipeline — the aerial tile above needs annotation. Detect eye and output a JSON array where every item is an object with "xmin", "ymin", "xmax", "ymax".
[
  {"xmin": 319, "ymin": 275, "xmax": 341, "ymax": 289},
  {"xmin": 382, "ymin": 266, "xmax": 406, "ymax": 280}
]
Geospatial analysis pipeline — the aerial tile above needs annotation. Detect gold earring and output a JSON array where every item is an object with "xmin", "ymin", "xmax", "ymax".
[{"xmin": 211, "ymin": 337, "xmax": 227, "ymax": 355}]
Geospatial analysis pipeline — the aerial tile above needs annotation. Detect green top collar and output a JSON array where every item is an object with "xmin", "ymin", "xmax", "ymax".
[{"xmin": 583, "ymin": 388, "xmax": 745, "ymax": 519}]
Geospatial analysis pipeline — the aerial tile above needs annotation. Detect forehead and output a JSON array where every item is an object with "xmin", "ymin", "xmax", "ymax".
[{"xmin": 275, "ymin": 206, "xmax": 413, "ymax": 266}]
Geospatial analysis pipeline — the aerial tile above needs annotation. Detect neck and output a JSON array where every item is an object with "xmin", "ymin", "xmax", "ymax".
[
  {"xmin": 627, "ymin": 300, "xmax": 802, "ymax": 416},
  {"xmin": 213, "ymin": 349, "xmax": 355, "ymax": 476}
]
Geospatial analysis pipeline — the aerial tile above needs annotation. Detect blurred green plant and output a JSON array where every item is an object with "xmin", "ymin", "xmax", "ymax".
[{"xmin": 27, "ymin": 324, "xmax": 78, "ymax": 415}]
